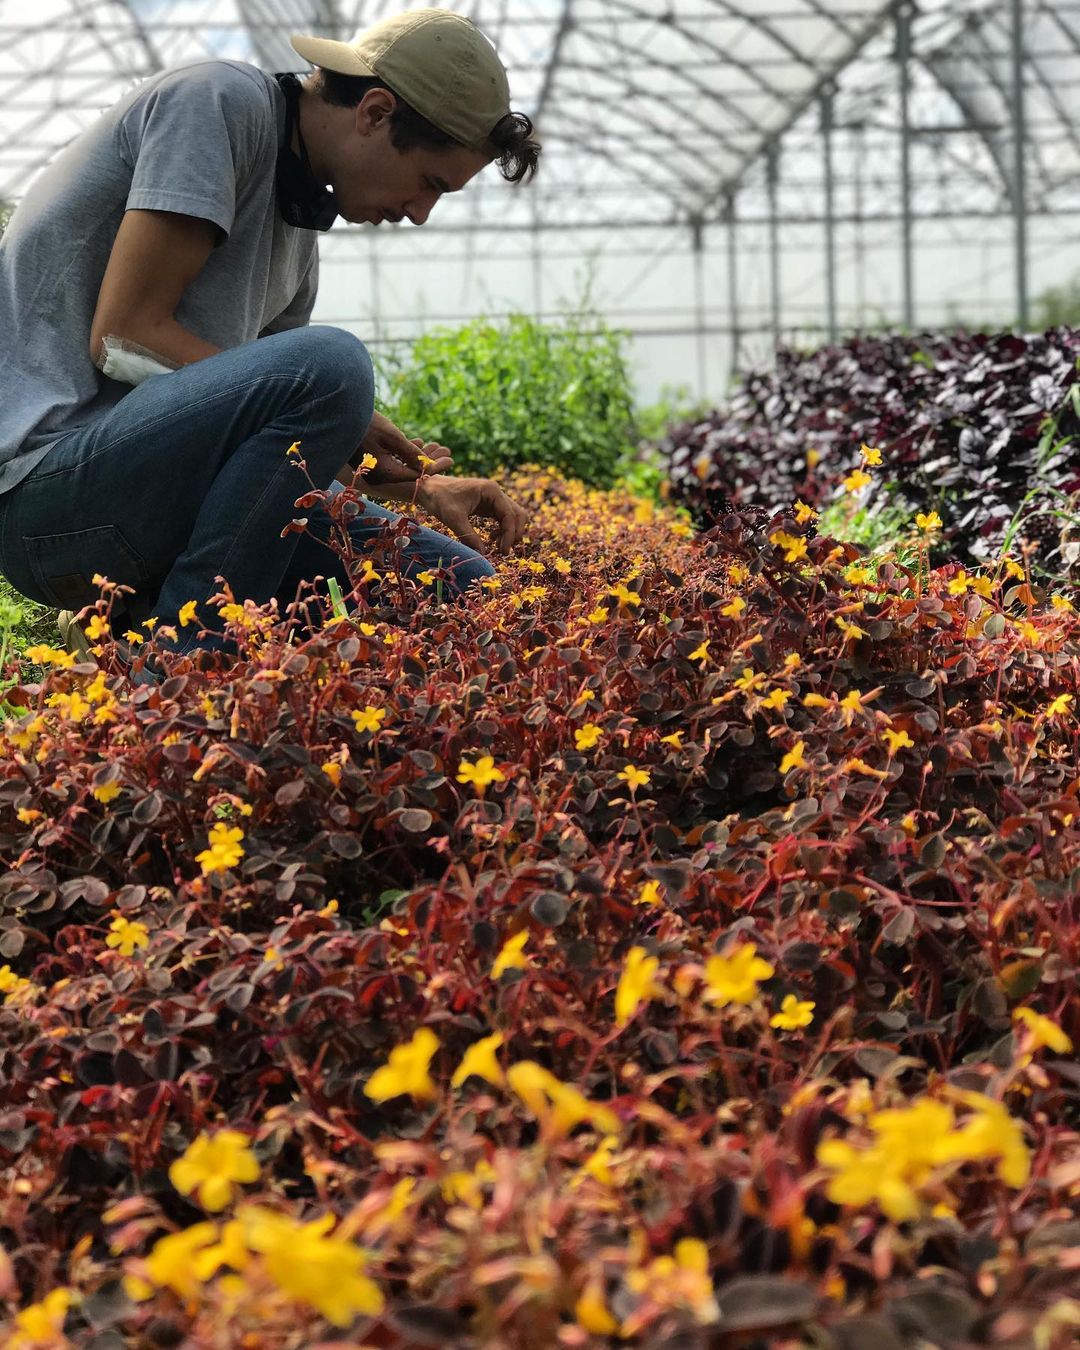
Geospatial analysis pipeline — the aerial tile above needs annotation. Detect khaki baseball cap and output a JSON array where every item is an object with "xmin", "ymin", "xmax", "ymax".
[{"xmin": 290, "ymin": 8, "xmax": 512, "ymax": 153}]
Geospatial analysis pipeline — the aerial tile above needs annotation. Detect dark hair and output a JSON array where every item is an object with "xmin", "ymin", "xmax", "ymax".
[{"xmin": 311, "ymin": 69, "xmax": 540, "ymax": 184}]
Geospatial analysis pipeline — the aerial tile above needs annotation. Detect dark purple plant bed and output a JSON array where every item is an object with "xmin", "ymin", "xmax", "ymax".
[{"xmin": 663, "ymin": 328, "xmax": 1080, "ymax": 572}]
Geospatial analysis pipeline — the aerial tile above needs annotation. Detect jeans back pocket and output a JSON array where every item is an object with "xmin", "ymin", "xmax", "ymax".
[{"xmin": 25, "ymin": 525, "xmax": 148, "ymax": 611}]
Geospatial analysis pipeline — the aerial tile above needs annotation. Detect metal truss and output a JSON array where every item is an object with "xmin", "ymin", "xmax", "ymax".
[{"xmin": 3, "ymin": 1, "xmax": 1080, "ymax": 399}]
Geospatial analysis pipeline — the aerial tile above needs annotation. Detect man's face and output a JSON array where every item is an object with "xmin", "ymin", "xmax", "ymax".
[{"xmin": 332, "ymin": 92, "xmax": 491, "ymax": 227}]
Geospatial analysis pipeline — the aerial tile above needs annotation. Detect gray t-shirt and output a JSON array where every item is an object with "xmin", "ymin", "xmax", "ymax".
[{"xmin": 0, "ymin": 59, "xmax": 319, "ymax": 496}]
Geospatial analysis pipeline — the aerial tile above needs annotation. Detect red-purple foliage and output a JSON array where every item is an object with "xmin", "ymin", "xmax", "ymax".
[{"xmin": 0, "ymin": 469, "xmax": 1077, "ymax": 1348}]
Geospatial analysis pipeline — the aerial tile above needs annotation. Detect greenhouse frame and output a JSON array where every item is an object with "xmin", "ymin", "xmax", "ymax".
[{"xmin": 1, "ymin": 0, "xmax": 1075, "ymax": 401}]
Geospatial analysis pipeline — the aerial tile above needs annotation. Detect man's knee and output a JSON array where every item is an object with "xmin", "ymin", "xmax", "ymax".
[{"xmin": 268, "ymin": 325, "xmax": 375, "ymax": 428}]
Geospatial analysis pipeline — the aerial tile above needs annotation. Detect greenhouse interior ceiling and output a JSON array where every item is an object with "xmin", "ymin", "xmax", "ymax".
[{"xmin": 1, "ymin": 0, "xmax": 1077, "ymax": 401}]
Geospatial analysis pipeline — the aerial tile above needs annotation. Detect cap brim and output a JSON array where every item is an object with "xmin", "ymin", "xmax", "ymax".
[{"xmin": 289, "ymin": 33, "xmax": 377, "ymax": 77}]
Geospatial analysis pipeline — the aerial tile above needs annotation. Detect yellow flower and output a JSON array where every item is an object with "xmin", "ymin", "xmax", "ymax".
[
  {"xmin": 728, "ymin": 563, "xmax": 749, "ymax": 584},
  {"xmin": 915, "ymin": 510, "xmax": 942, "ymax": 533},
  {"xmin": 842, "ymin": 468, "xmax": 873, "ymax": 493},
  {"xmin": 576, "ymin": 1135, "xmax": 620, "ymax": 1188},
  {"xmin": 553, "ymin": 556, "xmax": 572, "ymax": 575},
  {"xmin": 816, "ymin": 1138, "xmax": 920, "ymax": 1222},
  {"xmin": 617, "ymin": 764, "xmax": 651, "ymax": 792},
  {"xmin": 937, "ymin": 1089, "xmax": 1031, "ymax": 1188},
  {"xmin": 357, "ymin": 558, "xmax": 381, "ymax": 584},
  {"xmin": 169, "ymin": 1130, "xmax": 260, "ymax": 1212},
  {"xmin": 194, "ymin": 823, "xmax": 245, "ymax": 876},
  {"xmin": 1003, "ymin": 558, "xmax": 1025, "ymax": 579},
  {"xmin": 688, "ymin": 640, "xmax": 710, "ymax": 665},
  {"xmin": 659, "ymin": 729, "xmax": 684, "ymax": 748},
  {"xmin": 835, "ymin": 617, "xmax": 869, "ymax": 642},
  {"xmin": 770, "ymin": 530, "xmax": 809, "ymax": 564},
  {"xmin": 286, "ymin": 440, "xmax": 302, "ymax": 456},
  {"xmin": 1046, "ymin": 693, "xmax": 1074, "ymax": 717},
  {"xmin": 783, "ymin": 653, "xmax": 802, "ymax": 670},
  {"xmin": 9, "ymin": 1288, "xmax": 74, "ymax": 1345},
  {"xmin": 16, "ymin": 808, "xmax": 42, "ymax": 825},
  {"xmin": 882, "ymin": 728, "xmax": 915, "ymax": 755},
  {"xmin": 175, "ymin": 600, "xmax": 199, "ymax": 629},
  {"xmin": 264, "ymin": 945, "xmax": 285, "ymax": 971},
  {"xmin": 947, "ymin": 570, "xmax": 971, "ymax": 596},
  {"xmin": 130, "ymin": 1222, "xmax": 218, "ymax": 1300},
  {"xmin": 770, "ymin": 993, "xmax": 815, "ymax": 1030},
  {"xmin": 24, "ymin": 645, "xmax": 76, "ymax": 669},
  {"xmin": 105, "ymin": 915, "xmax": 150, "ymax": 957},
  {"xmin": 575, "ymin": 722, "xmax": 603, "ymax": 751},
  {"xmin": 480, "ymin": 576, "xmax": 502, "ymax": 591},
  {"xmin": 614, "ymin": 946, "xmax": 663, "ymax": 1027},
  {"xmin": 358, "ymin": 452, "xmax": 378, "ymax": 472},
  {"xmin": 240, "ymin": 1205, "xmax": 385, "ymax": 1326},
  {"xmin": 451, "ymin": 1031, "xmax": 505, "ymax": 1088},
  {"xmin": 839, "ymin": 689, "xmax": 873, "ymax": 719},
  {"xmin": 491, "ymin": 929, "xmax": 530, "ymax": 979},
  {"xmin": 760, "ymin": 688, "xmax": 789, "ymax": 711},
  {"xmin": 506, "ymin": 1061, "xmax": 619, "ymax": 1138},
  {"xmin": 188, "ymin": 1218, "xmax": 251, "ymax": 1285},
  {"xmin": 780, "ymin": 740, "xmax": 807, "ymax": 774},
  {"xmin": 441, "ymin": 1160, "xmax": 496, "ymax": 1210},
  {"xmin": 860, "ymin": 444, "xmax": 883, "ymax": 466},
  {"xmin": 84, "ymin": 613, "xmax": 110, "ymax": 640},
  {"xmin": 971, "ymin": 576, "xmax": 993, "ymax": 599},
  {"xmin": 1012, "ymin": 1007, "xmax": 1073, "ymax": 1055},
  {"xmin": 1014, "ymin": 619, "xmax": 1041, "ymax": 644},
  {"xmin": 1051, "ymin": 594, "xmax": 1076, "ymax": 613},
  {"xmin": 364, "ymin": 1027, "xmax": 440, "ymax": 1103},
  {"xmin": 92, "ymin": 780, "xmax": 122, "ymax": 804},
  {"xmin": 625, "ymin": 1238, "xmax": 717, "ymax": 1324},
  {"xmin": 793, "ymin": 500, "xmax": 819, "ymax": 525},
  {"xmin": 845, "ymin": 757, "xmax": 889, "ymax": 779},
  {"xmin": 635, "ymin": 879, "xmax": 663, "ymax": 907},
  {"xmin": 351, "ymin": 705, "xmax": 388, "ymax": 733},
  {"xmin": 321, "ymin": 761, "xmax": 342, "ymax": 788},
  {"xmin": 416, "ymin": 570, "xmax": 436, "ymax": 585},
  {"xmin": 0, "ymin": 965, "xmax": 26, "ymax": 994},
  {"xmin": 671, "ymin": 521, "xmax": 694, "ymax": 538},
  {"xmin": 576, "ymin": 1282, "xmax": 621, "ymax": 1335},
  {"xmin": 721, "ymin": 596, "xmax": 747, "ymax": 619},
  {"xmin": 844, "ymin": 564, "xmax": 873, "ymax": 585},
  {"xmin": 806, "ymin": 447, "xmax": 821, "ymax": 469},
  {"xmin": 607, "ymin": 583, "xmax": 641, "ymax": 608},
  {"xmin": 704, "ymin": 943, "xmax": 775, "ymax": 1006},
  {"xmin": 456, "ymin": 754, "xmax": 505, "ymax": 794},
  {"xmin": 734, "ymin": 667, "xmax": 767, "ymax": 694}
]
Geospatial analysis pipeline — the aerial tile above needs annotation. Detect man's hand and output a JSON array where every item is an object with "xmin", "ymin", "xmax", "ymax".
[
  {"xmin": 351, "ymin": 411, "xmax": 453, "ymax": 485},
  {"xmin": 416, "ymin": 475, "xmax": 529, "ymax": 555}
]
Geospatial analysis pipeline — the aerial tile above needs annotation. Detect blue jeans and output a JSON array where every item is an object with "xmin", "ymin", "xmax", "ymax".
[{"xmin": 0, "ymin": 326, "xmax": 494, "ymax": 653}]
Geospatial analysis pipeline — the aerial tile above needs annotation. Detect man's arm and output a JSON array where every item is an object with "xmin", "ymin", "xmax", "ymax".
[{"xmin": 89, "ymin": 209, "xmax": 223, "ymax": 370}]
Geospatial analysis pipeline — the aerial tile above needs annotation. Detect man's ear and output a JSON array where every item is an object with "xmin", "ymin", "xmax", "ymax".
[{"xmin": 355, "ymin": 87, "xmax": 397, "ymax": 136}]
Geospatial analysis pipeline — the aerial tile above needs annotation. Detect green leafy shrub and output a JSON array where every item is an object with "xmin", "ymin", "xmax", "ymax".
[{"xmin": 377, "ymin": 311, "xmax": 638, "ymax": 488}]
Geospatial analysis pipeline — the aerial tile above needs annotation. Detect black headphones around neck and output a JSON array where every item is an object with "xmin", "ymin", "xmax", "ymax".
[{"xmin": 273, "ymin": 72, "xmax": 339, "ymax": 232}]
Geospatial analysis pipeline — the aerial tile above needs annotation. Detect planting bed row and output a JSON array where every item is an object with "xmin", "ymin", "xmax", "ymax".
[{"xmin": 0, "ymin": 465, "xmax": 1077, "ymax": 1348}]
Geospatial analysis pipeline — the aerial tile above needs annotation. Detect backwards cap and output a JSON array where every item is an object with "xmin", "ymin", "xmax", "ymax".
[{"xmin": 291, "ymin": 8, "xmax": 512, "ymax": 152}]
